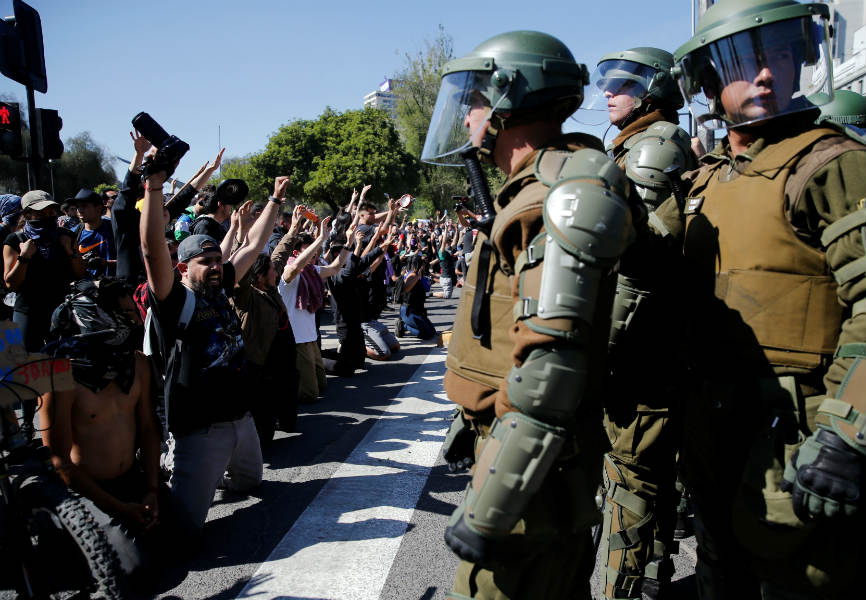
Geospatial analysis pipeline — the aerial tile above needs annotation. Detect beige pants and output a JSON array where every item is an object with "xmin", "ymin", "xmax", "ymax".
[{"xmin": 296, "ymin": 341, "xmax": 326, "ymax": 403}]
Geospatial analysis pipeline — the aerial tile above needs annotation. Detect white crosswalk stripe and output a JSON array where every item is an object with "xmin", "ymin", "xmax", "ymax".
[{"xmin": 237, "ymin": 349, "xmax": 450, "ymax": 600}]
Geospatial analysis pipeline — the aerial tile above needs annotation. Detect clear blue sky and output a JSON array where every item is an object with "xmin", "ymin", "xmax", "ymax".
[{"xmin": 0, "ymin": 0, "xmax": 694, "ymax": 186}]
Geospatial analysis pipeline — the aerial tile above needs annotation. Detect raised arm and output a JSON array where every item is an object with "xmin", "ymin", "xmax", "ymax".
[
  {"xmin": 282, "ymin": 215, "xmax": 332, "ymax": 284},
  {"xmin": 231, "ymin": 177, "xmax": 287, "ymax": 281},
  {"xmin": 140, "ymin": 169, "xmax": 174, "ymax": 301}
]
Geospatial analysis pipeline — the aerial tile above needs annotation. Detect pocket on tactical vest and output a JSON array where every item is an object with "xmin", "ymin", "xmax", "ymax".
[
  {"xmin": 717, "ymin": 270, "xmax": 842, "ymax": 370},
  {"xmin": 446, "ymin": 280, "xmax": 515, "ymax": 389}
]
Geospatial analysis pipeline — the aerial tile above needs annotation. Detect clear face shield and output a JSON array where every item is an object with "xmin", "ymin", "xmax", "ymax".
[
  {"xmin": 575, "ymin": 60, "xmax": 657, "ymax": 126},
  {"xmin": 676, "ymin": 15, "xmax": 832, "ymax": 129},
  {"xmin": 421, "ymin": 70, "xmax": 510, "ymax": 166}
]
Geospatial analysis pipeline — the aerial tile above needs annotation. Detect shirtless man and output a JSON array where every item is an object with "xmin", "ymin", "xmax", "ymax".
[{"xmin": 39, "ymin": 281, "xmax": 169, "ymax": 572}]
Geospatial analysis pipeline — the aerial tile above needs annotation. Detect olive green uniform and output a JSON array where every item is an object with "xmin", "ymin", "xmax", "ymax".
[
  {"xmin": 445, "ymin": 133, "xmax": 611, "ymax": 599},
  {"xmin": 600, "ymin": 108, "xmax": 693, "ymax": 599},
  {"xmin": 646, "ymin": 116, "xmax": 865, "ymax": 599}
]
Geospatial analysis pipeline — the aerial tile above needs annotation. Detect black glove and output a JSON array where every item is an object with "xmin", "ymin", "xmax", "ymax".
[
  {"xmin": 782, "ymin": 428, "xmax": 864, "ymax": 520},
  {"xmin": 442, "ymin": 409, "xmax": 476, "ymax": 473}
]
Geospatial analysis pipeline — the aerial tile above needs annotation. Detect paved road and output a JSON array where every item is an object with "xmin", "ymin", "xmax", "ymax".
[{"xmin": 3, "ymin": 289, "xmax": 697, "ymax": 599}]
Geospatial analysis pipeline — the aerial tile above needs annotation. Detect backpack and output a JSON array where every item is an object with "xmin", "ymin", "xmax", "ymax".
[{"xmin": 143, "ymin": 286, "xmax": 195, "ymax": 379}]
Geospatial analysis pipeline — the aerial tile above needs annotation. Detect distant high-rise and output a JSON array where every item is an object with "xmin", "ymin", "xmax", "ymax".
[
  {"xmin": 828, "ymin": 0, "xmax": 866, "ymax": 94},
  {"xmin": 364, "ymin": 78, "xmax": 397, "ymax": 120}
]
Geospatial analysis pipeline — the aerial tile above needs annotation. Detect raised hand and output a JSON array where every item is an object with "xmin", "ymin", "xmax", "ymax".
[
  {"xmin": 205, "ymin": 148, "xmax": 226, "ymax": 174},
  {"xmin": 273, "ymin": 175, "xmax": 290, "ymax": 200},
  {"xmin": 130, "ymin": 130, "xmax": 153, "ymax": 155},
  {"xmin": 317, "ymin": 216, "xmax": 333, "ymax": 239}
]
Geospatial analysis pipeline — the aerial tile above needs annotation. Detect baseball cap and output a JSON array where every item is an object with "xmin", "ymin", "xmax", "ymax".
[
  {"xmin": 21, "ymin": 190, "xmax": 59, "ymax": 212},
  {"xmin": 176, "ymin": 234, "xmax": 221, "ymax": 263}
]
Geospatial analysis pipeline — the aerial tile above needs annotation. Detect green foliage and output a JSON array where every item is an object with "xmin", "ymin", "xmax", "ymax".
[
  {"xmin": 209, "ymin": 155, "xmax": 270, "ymax": 202},
  {"xmin": 407, "ymin": 196, "xmax": 435, "ymax": 220},
  {"xmin": 251, "ymin": 107, "xmax": 418, "ymax": 213},
  {"xmin": 392, "ymin": 26, "xmax": 466, "ymax": 212},
  {"xmin": 0, "ymin": 129, "xmax": 116, "ymax": 199},
  {"xmin": 93, "ymin": 183, "xmax": 117, "ymax": 196},
  {"xmin": 50, "ymin": 132, "xmax": 117, "ymax": 200}
]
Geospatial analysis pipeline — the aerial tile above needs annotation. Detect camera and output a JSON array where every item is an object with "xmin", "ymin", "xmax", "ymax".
[
  {"xmin": 452, "ymin": 195, "xmax": 470, "ymax": 212},
  {"xmin": 131, "ymin": 112, "xmax": 190, "ymax": 180}
]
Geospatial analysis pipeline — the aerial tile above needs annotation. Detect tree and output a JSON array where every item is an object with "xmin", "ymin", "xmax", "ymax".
[
  {"xmin": 251, "ymin": 107, "xmax": 418, "ymax": 214},
  {"xmin": 392, "ymin": 26, "xmax": 466, "ymax": 212},
  {"xmin": 50, "ymin": 132, "xmax": 117, "ymax": 200},
  {"xmin": 0, "ymin": 131, "xmax": 116, "ymax": 199},
  {"xmin": 210, "ymin": 155, "xmax": 270, "ymax": 203}
]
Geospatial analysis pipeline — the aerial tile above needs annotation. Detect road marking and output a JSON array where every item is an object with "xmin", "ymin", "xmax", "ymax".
[{"xmin": 237, "ymin": 350, "xmax": 451, "ymax": 600}]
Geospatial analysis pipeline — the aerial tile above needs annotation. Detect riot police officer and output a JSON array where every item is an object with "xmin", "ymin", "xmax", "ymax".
[
  {"xmin": 811, "ymin": 89, "xmax": 866, "ymax": 135},
  {"xmin": 423, "ymin": 31, "xmax": 639, "ymax": 599},
  {"xmin": 643, "ymin": 1, "xmax": 865, "ymax": 597},
  {"xmin": 584, "ymin": 47, "xmax": 696, "ymax": 600}
]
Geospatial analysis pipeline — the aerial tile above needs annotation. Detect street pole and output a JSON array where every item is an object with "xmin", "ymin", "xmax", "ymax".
[
  {"xmin": 48, "ymin": 158, "xmax": 55, "ymax": 198},
  {"xmin": 25, "ymin": 83, "xmax": 39, "ymax": 190}
]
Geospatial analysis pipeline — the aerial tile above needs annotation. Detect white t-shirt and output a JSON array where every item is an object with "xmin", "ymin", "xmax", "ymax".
[{"xmin": 278, "ymin": 265, "xmax": 321, "ymax": 344}]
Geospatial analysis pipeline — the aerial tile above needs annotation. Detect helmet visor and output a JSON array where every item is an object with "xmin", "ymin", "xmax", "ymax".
[
  {"xmin": 421, "ymin": 70, "xmax": 509, "ymax": 166},
  {"xmin": 576, "ymin": 60, "xmax": 657, "ymax": 126},
  {"xmin": 676, "ymin": 15, "xmax": 832, "ymax": 129}
]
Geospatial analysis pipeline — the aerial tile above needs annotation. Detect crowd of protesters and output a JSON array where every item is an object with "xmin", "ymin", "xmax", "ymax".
[{"xmin": 0, "ymin": 131, "xmax": 477, "ymax": 581}]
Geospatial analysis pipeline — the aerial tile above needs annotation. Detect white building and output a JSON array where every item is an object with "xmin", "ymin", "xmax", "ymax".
[
  {"xmin": 364, "ymin": 78, "xmax": 397, "ymax": 120},
  {"xmin": 828, "ymin": 0, "xmax": 866, "ymax": 93}
]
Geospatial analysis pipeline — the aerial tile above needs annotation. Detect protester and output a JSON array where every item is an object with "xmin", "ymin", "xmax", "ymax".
[
  {"xmin": 140, "ymin": 150, "xmax": 282, "ymax": 532},
  {"xmin": 39, "ymin": 278, "xmax": 182, "ymax": 574},
  {"xmin": 395, "ymin": 254, "xmax": 439, "ymax": 344},
  {"xmin": 274, "ymin": 219, "xmax": 350, "ymax": 401},
  {"xmin": 72, "ymin": 188, "xmax": 117, "ymax": 279},
  {"xmin": 231, "ymin": 189, "xmax": 302, "ymax": 446},
  {"xmin": 3, "ymin": 190, "xmax": 84, "ymax": 350}
]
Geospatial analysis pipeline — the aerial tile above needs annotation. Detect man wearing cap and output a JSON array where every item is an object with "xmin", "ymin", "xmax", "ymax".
[
  {"xmin": 3, "ymin": 190, "xmax": 84, "ymax": 350},
  {"xmin": 72, "ymin": 188, "xmax": 117, "ymax": 279},
  {"xmin": 140, "ymin": 152, "xmax": 288, "ymax": 533}
]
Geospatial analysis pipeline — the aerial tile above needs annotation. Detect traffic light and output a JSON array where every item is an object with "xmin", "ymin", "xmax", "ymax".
[
  {"xmin": 0, "ymin": 1, "xmax": 47, "ymax": 93},
  {"xmin": 0, "ymin": 101, "xmax": 23, "ymax": 157},
  {"xmin": 35, "ymin": 108, "xmax": 62, "ymax": 159}
]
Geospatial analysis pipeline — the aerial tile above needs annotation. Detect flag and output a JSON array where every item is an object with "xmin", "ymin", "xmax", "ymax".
[{"xmin": 379, "ymin": 78, "xmax": 391, "ymax": 93}]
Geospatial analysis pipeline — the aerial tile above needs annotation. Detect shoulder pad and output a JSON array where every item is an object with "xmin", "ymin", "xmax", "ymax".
[
  {"xmin": 557, "ymin": 148, "xmax": 629, "ymax": 199},
  {"xmin": 533, "ymin": 148, "xmax": 575, "ymax": 187},
  {"xmin": 625, "ymin": 122, "xmax": 696, "ymax": 194},
  {"xmin": 542, "ymin": 149, "xmax": 633, "ymax": 263}
]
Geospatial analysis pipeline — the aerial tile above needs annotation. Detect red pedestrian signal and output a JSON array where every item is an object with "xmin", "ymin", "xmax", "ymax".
[{"xmin": 0, "ymin": 101, "xmax": 23, "ymax": 157}]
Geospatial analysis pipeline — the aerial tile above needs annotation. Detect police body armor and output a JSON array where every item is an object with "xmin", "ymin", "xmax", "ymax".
[
  {"xmin": 443, "ymin": 145, "xmax": 635, "ymax": 567},
  {"xmin": 601, "ymin": 119, "xmax": 696, "ymax": 600},
  {"xmin": 682, "ymin": 127, "xmax": 850, "ymax": 373}
]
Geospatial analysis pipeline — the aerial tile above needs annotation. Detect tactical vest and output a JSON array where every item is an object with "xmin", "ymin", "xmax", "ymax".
[
  {"xmin": 445, "ymin": 165, "xmax": 548, "ymax": 392},
  {"xmin": 683, "ymin": 127, "xmax": 849, "ymax": 371}
]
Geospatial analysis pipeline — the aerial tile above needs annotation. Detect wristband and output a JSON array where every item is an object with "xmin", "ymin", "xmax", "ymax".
[
  {"xmin": 16, "ymin": 255, "xmax": 30, "ymax": 263},
  {"xmin": 268, "ymin": 195, "xmax": 284, "ymax": 205}
]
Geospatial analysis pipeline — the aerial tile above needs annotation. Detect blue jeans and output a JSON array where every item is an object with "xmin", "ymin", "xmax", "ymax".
[{"xmin": 400, "ymin": 305, "xmax": 436, "ymax": 340}]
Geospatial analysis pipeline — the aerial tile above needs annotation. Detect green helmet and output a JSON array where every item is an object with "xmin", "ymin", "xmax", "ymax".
[
  {"xmin": 672, "ymin": 0, "xmax": 834, "ymax": 129},
  {"xmin": 580, "ymin": 47, "xmax": 684, "ymax": 127},
  {"xmin": 810, "ymin": 90, "xmax": 866, "ymax": 129},
  {"xmin": 421, "ymin": 31, "xmax": 589, "ymax": 166}
]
